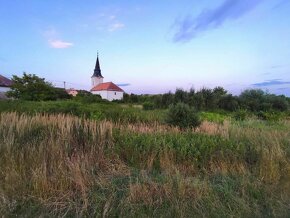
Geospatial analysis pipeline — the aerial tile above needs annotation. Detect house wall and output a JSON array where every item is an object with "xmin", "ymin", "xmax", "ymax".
[
  {"xmin": 107, "ymin": 90, "xmax": 123, "ymax": 101},
  {"xmin": 68, "ymin": 90, "xmax": 78, "ymax": 97},
  {"xmin": 92, "ymin": 90, "xmax": 123, "ymax": 101},
  {"xmin": 0, "ymin": 87, "xmax": 10, "ymax": 93}
]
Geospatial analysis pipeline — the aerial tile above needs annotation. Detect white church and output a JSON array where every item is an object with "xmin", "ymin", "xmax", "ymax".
[{"xmin": 90, "ymin": 55, "xmax": 124, "ymax": 101}]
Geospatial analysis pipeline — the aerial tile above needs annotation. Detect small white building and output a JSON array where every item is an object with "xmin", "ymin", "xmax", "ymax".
[
  {"xmin": 90, "ymin": 55, "xmax": 124, "ymax": 101},
  {"xmin": 0, "ymin": 75, "xmax": 12, "ymax": 93},
  {"xmin": 91, "ymin": 82, "xmax": 124, "ymax": 101}
]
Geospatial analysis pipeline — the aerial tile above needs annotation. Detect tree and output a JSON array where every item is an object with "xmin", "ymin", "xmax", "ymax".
[
  {"xmin": 174, "ymin": 88, "xmax": 188, "ymax": 104},
  {"xmin": 218, "ymin": 94, "xmax": 239, "ymax": 111},
  {"xmin": 166, "ymin": 103, "xmax": 201, "ymax": 130},
  {"xmin": 7, "ymin": 73, "xmax": 70, "ymax": 101}
]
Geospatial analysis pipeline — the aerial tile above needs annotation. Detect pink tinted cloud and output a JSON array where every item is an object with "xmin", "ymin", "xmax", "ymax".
[{"xmin": 49, "ymin": 39, "xmax": 74, "ymax": 49}]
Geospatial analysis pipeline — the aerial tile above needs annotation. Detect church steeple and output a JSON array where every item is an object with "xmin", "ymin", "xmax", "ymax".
[
  {"xmin": 91, "ymin": 53, "xmax": 104, "ymax": 88},
  {"xmin": 92, "ymin": 54, "xmax": 103, "ymax": 78}
]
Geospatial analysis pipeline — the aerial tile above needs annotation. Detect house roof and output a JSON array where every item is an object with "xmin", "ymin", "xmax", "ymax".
[
  {"xmin": 91, "ymin": 82, "xmax": 124, "ymax": 92},
  {"xmin": 0, "ymin": 75, "xmax": 12, "ymax": 87}
]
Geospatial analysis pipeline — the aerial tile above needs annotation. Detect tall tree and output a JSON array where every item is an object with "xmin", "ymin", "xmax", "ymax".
[{"xmin": 7, "ymin": 73, "xmax": 70, "ymax": 101}]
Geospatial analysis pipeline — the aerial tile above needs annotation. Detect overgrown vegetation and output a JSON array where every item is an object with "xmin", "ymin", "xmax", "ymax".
[{"xmin": 0, "ymin": 113, "xmax": 289, "ymax": 217}]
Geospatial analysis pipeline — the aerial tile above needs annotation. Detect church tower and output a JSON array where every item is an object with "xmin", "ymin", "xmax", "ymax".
[{"xmin": 91, "ymin": 54, "xmax": 104, "ymax": 87}]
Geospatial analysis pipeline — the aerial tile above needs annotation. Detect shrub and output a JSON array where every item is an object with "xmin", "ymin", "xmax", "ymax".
[
  {"xmin": 256, "ymin": 111, "xmax": 282, "ymax": 122},
  {"xmin": 233, "ymin": 109, "xmax": 248, "ymax": 121},
  {"xmin": 75, "ymin": 91, "xmax": 102, "ymax": 104},
  {"xmin": 166, "ymin": 103, "xmax": 201, "ymax": 129},
  {"xmin": 143, "ymin": 102, "xmax": 155, "ymax": 110}
]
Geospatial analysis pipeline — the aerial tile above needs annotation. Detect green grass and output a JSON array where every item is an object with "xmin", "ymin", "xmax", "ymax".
[{"xmin": 0, "ymin": 100, "xmax": 166, "ymax": 124}]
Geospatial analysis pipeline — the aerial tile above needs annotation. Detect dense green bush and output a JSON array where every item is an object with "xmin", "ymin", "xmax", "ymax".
[
  {"xmin": 75, "ymin": 92, "xmax": 103, "ymax": 104},
  {"xmin": 142, "ymin": 101, "xmax": 155, "ymax": 110},
  {"xmin": 256, "ymin": 111, "xmax": 282, "ymax": 122},
  {"xmin": 166, "ymin": 103, "xmax": 201, "ymax": 129},
  {"xmin": 233, "ymin": 110, "xmax": 248, "ymax": 121}
]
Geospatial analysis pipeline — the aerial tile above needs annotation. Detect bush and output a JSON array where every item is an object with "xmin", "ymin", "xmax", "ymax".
[
  {"xmin": 256, "ymin": 111, "xmax": 282, "ymax": 122},
  {"xmin": 143, "ymin": 102, "xmax": 155, "ymax": 110},
  {"xmin": 233, "ymin": 110, "xmax": 248, "ymax": 121},
  {"xmin": 166, "ymin": 103, "xmax": 201, "ymax": 129}
]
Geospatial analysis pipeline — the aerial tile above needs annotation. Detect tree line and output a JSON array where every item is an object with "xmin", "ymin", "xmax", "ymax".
[
  {"xmin": 6, "ymin": 73, "xmax": 290, "ymax": 113},
  {"xmin": 122, "ymin": 87, "xmax": 290, "ymax": 112}
]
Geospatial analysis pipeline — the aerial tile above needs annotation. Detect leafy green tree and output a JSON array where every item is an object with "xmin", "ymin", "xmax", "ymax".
[
  {"xmin": 7, "ymin": 73, "xmax": 70, "ymax": 101},
  {"xmin": 218, "ymin": 94, "xmax": 239, "ymax": 111},
  {"xmin": 161, "ymin": 92, "xmax": 174, "ymax": 108},
  {"xmin": 166, "ymin": 103, "xmax": 201, "ymax": 129},
  {"xmin": 270, "ymin": 95, "xmax": 288, "ymax": 111},
  {"xmin": 239, "ymin": 89, "xmax": 265, "ymax": 111},
  {"xmin": 213, "ymin": 86, "xmax": 227, "ymax": 96},
  {"xmin": 174, "ymin": 88, "xmax": 188, "ymax": 103}
]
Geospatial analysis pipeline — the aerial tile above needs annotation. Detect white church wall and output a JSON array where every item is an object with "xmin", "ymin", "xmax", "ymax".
[
  {"xmin": 92, "ymin": 90, "xmax": 123, "ymax": 101},
  {"xmin": 92, "ymin": 90, "xmax": 108, "ymax": 100},
  {"xmin": 107, "ymin": 90, "xmax": 123, "ymax": 101}
]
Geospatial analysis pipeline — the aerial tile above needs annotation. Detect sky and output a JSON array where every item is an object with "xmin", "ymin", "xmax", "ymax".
[{"xmin": 0, "ymin": 0, "xmax": 290, "ymax": 96}]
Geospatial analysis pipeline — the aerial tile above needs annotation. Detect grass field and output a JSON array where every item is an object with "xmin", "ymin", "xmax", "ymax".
[{"xmin": 0, "ymin": 100, "xmax": 289, "ymax": 217}]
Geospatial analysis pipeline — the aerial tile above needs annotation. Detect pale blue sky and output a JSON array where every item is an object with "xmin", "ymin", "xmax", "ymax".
[{"xmin": 0, "ymin": 0, "xmax": 290, "ymax": 95}]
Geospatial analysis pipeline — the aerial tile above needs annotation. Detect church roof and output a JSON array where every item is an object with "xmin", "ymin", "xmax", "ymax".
[
  {"xmin": 92, "ymin": 55, "xmax": 104, "ymax": 78},
  {"xmin": 0, "ymin": 75, "xmax": 12, "ymax": 87},
  {"xmin": 91, "ymin": 82, "xmax": 124, "ymax": 92}
]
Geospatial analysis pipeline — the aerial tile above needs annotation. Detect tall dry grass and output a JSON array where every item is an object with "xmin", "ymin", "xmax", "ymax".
[
  {"xmin": 0, "ymin": 112, "xmax": 129, "ymax": 215},
  {"xmin": 0, "ymin": 112, "xmax": 289, "ymax": 217}
]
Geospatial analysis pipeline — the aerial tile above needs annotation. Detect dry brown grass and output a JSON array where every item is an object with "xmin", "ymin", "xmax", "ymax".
[
  {"xmin": 1, "ymin": 112, "xmax": 290, "ymax": 216},
  {"xmin": 0, "ymin": 112, "xmax": 130, "ymax": 215}
]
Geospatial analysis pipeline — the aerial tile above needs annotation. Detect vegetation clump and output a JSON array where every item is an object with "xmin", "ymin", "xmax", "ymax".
[
  {"xmin": 166, "ymin": 103, "xmax": 201, "ymax": 129},
  {"xmin": 142, "ymin": 101, "xmax": 155, "ymax": 110}
]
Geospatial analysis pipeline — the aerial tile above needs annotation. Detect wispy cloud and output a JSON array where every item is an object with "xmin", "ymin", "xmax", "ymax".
[
  {"xmin": 117, "ymin": 83, "xmax": 131, "ymax": 87},
  {"xmin": 270, "ymin": 65, "xmax": 284, "ymax": 69},
  {"xmin": 108, "ymin": 22, "xmax": 125, "ymax": 32},
  {"xmin": 252, "ymin": 79, "xmax": 290, "ymax": 87},
  {"xmin": 276, "ymin": 87, "xmax": 289, "ymax": 90},
  {"xmin": 173, "ymin": 0, "xmax": 263, "ymax": 42},
  {"xmin": 43, "ymin": 27, "xmax": 74, "ymax": 49},
  {"xmin": 48, "ymin": 40, "xmax": 73, "ymax": 49},
  {"xmin": 85, "ymin": 13, "xmax": 125, "ymax": 33}
]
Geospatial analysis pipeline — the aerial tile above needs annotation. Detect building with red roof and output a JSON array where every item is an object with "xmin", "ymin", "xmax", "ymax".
[
  {"xmin": 90, "ymin": 55, "xmax": 124, "ymax": 101},
  {"xmin": 66, "ymin": 88, "xmax": 79, "ymax": 97}
]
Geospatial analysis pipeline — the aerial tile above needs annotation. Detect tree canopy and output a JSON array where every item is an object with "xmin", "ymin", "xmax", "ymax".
[{"xmin": 7, "ymin": 73, "xmax": 70, "ymax": 101}]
